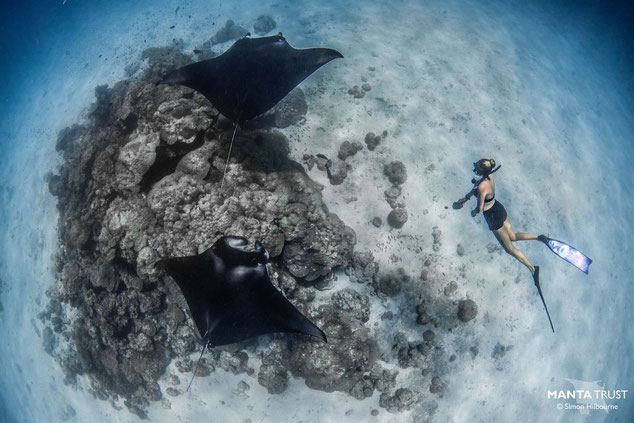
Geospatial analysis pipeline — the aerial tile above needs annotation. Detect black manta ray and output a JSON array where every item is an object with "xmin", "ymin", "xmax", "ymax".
[
  {"xmin": 158, "ymin": 236, "xmax": 326, "ymax": 387},
  {"xmin": 157, "ymin": 33, "xmax": 343, "ymax": 188},
  {"xmin": 158, "ymin": 33, "xmax": 343, "ymax": 124}
]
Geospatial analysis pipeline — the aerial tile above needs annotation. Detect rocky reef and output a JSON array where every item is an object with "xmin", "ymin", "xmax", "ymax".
[
  {"xmin": 253, "ymin": 15, "xmax": 277, "ymax": 35},
  {"xmin": 41, "ymin": 41, "xmax": 355, "ymax": 416},
  {"xmin": 38, "ymin": 40, "xmax": 470, "ymax": 421}
]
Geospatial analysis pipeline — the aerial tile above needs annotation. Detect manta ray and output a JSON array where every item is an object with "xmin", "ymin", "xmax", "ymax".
[
  {"xmin": 157, "ymin": 33, "xmax": 343, "ymax": 188},
  {"xmin": 158, "ymin": 33, "xmax": 342, "ymax": 123},
  {"xmin": 158, "ymin": 236, "xmax": 326, "ymax": 389}
]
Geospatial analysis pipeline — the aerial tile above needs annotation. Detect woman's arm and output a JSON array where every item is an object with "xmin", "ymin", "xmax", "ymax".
[{"xmin": 471, "ymin": 186, "xmax": 487, "ymax": 217}]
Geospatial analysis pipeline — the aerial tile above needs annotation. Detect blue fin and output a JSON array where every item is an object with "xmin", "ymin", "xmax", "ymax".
[{"xmin": 538, "ymin": 235, "xmax": 592, "ymax": 274}]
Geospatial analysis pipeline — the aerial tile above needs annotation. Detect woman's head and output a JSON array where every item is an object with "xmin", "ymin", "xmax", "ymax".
[{"xmin": 473, "ymin": 158, "xmax": 496, "ymax": 176}]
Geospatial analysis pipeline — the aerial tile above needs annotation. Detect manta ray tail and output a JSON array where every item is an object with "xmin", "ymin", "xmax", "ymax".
[
  {"xmin": 220, "ymin": 123, "xmax": 239, "ymax": 192},
  {"xmin": 187, "ymin": 341, "xmax": 207, "ymax": 392},
  {"xmin": 538, "ymin": 235, "xmax": 592, "ymax": 274}
]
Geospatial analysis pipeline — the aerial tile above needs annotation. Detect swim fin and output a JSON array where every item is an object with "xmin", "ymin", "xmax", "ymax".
[
  {"xmin": 533, "ymin": 266, "xmax": 554, "ymax": 333},
  {"xmin": 538, "ymin": 235, "xmax": 592, "ymax": 274}
]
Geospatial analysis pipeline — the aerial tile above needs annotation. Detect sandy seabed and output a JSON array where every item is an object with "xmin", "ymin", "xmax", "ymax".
[{"xmin": 0, "ymin": 0, "xmax": 632, "ymax": 422}]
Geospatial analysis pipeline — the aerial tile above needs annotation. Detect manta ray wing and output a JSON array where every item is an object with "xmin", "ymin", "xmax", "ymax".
[
  {"xmin": 158, "ymin": 34, "xmax": 343, "ymax": 123},
  {"xmin": 158, "ymin": 236, "xmax": 326, "ymax": 347}
]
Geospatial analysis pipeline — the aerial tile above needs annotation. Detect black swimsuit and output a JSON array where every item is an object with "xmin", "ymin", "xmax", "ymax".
[
  {"xmin": 483, "ymin": 197, "xmax": 507, "ymax": 231},
  {"xmin": 478, "ymin": 179, "xmax": 507, "ymax": 231}
]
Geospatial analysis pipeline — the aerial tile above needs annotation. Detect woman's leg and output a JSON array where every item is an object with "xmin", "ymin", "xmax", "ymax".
[
  {"xmin": 494, "ymin": 220, "xmax": 535, "ymax": 274},
  {"xmin": 503, "ymin": 220, "xmax": 538, "ymax": 241}
]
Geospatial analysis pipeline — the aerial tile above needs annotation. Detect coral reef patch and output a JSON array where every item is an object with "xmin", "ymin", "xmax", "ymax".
[{"xmin": 38, "ymin": 40, "xmax": 456, "ymax": 422}]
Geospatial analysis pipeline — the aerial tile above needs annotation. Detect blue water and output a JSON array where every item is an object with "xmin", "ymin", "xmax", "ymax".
[{"xmin": 0, "ymin": 1, "xmax": 632, "ymax": 422}]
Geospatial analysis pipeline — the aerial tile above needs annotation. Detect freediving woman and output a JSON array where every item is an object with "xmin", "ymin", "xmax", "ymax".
[
  {"xmin": 469, "ymin": 158, "xmax": 542, "ymax": 283},
  {"xmin": 466, "ymin": 158, "xmax": 592, "ymax": 333},
  {"xmin": 469, "ymin": 158, "xmax": 558, "ymax": 331}
]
